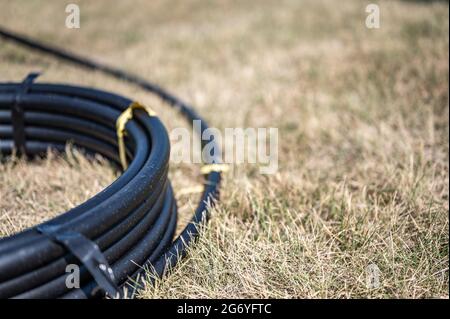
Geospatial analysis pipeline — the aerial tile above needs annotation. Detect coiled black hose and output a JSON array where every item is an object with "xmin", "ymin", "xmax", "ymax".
[{"xmin": 0, "ymin": 28, "xmax": 223, "ymax": 299}]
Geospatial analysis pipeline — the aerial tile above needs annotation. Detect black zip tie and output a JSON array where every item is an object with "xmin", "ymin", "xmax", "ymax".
[
  {"xmin": 12, "ymin": 72, "xmax": 40, "ymax": 156},
  {"xmin": 37, "ymin": 224, "xmax": 121, "ymax": 299}
]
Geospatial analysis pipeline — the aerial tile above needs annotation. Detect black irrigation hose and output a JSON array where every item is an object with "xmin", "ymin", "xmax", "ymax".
[{"xmin": 0, "ymin": 27, "xmax": 223, "ymax": 299}]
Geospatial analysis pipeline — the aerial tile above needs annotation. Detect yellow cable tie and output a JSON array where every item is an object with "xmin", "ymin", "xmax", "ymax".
[
  {"xmin": 116, "ymin": 101, "xmax": 157, "ymax": 170},
  {"xmin": 200, "ymin": 163, "xmax": 229, "ymax": 175}
]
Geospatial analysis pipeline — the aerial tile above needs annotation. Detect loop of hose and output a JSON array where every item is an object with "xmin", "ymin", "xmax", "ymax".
[{"xmin": 0, "ymin": 80, "xmax": 221, "ymax": 299}]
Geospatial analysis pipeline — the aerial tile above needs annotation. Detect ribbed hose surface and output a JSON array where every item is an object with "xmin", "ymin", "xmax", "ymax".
[{"xmin": 0, "ymin": 28, "xmax": 223, "ymax": 299}]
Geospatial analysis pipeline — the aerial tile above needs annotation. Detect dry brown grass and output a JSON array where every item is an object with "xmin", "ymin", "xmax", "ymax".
[
  {"xmin": 0, "ymin": 0, "xmax": 448, "ymax": 298},
  {"xmin": 0, "ymin": 150, "xmax": 116, "ymax": 237}
]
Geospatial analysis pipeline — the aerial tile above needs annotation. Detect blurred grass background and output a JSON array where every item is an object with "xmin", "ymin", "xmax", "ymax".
[{"xmin": 0, "ymin": 0, "xmax": 448, "ymax": 298}]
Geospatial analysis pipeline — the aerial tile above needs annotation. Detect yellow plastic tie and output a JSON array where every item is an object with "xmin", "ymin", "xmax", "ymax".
[
  {"xmin": 200, "ymin": 163, "xmax": 229, "ymax": 175},
  {"xmin": 116, "ymin": 101, "xmax": 157, "ymax": 170}
]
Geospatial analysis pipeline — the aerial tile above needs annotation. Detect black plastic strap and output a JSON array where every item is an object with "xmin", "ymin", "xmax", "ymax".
[
  {"xmin": 37, "ymin": 224, "xmax": 121, "ymax": 298},
  {"xmin": 12, "ymin": 72, "xmax": 40, "ymax": 155}
]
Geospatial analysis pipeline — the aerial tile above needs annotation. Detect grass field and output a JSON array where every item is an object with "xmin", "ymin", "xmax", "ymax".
[{"xmin": 0, "ymin": 0, "xmax": 448, "ymax": 298}]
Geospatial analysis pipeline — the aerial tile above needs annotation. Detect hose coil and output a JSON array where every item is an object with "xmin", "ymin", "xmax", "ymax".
[{"xmin": 0, "ymin": 61, "xmax": 222, "ymax": 299}]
